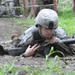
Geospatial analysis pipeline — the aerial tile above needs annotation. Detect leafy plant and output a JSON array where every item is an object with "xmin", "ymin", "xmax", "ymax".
[{"xmin": 46, "ymin": 47, "xmax": 65, "ymax": 61}]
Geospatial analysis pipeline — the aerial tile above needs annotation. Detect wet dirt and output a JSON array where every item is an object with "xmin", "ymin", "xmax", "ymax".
[
  {"xmin": 0, "ymin": 18, "xmax": 75, "ymax": 74},
  {"xmin": 0, "ymin": 18, "xmax": 27, "ymax": 41}
]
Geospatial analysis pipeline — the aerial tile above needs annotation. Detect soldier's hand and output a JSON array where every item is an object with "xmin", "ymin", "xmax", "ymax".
[
  {"xmin": 22, "ymin": 44, "xmax": 40, "ymax": 57},
  {"xmin": 45, "ymin": 36, "xmax": 60, "ymax": 45}
]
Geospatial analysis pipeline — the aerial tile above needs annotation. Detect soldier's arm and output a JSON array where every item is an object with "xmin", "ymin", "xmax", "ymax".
[{"xmin": 45, "ymin": 36, "xmax": 73, "ymax": 56}]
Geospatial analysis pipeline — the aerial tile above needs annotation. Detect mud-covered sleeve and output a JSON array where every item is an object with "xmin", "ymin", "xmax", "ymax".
[
  {"xmin": 18, "ymin": 26, "xmax": 38, "ymax": 46},
  {"xmin": 54, "ymin": 26, "xmax": 68, "ymax": 39}
]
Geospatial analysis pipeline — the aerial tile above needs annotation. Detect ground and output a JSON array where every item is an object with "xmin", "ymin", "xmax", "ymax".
[{"xmin": 0, "ymin": 18, "xmax": 75, "ymax": 74}]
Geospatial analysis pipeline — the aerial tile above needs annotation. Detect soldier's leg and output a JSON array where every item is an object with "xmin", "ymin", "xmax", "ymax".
[
  {"xmin": 34, "ymin": 0, "xmax": 44, "ymax": 16},
  {"xmin": 5, "ymin": 1, "xmax": 15, "ymax": 17},
  {"xmin": 0, "ymin": 5, "xmax": 6, "ymax": 17},
  {"xmin": 14, "ymin": 0, "xmax": 21, "ymax": 16}
]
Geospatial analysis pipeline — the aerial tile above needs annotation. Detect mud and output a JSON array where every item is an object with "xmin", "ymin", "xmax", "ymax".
[{"xmin": 0, "ymin": 18, "xmax": 27, "ymax": 41}]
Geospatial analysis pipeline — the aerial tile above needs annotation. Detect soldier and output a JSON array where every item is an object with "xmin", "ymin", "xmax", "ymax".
[
  {"xmin": 0, "ymin": 0, "xmax": 21, "ymax": 17},
  {"xmin": 35, "ymin": 0, "xmax": 54, "ymax": 16},
  {"xmin": 5, "ymin": 0, "xmax": 15, "ymax": 17},
  {"xmin": 8, "ymin": 9, "xmax": 73, "ymax": 57},
  {"xmin": 14, "ymin": 0, "xmax": 21, "ymax": 16},
  {"xmin": 1, "ymin": 9, "xmax": 74, "ymax": 57}
]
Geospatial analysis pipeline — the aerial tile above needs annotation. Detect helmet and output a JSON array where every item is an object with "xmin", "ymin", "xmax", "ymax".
[{"xmin": 35, "ymin": 9, "xmax": 58, "ymax": 29}]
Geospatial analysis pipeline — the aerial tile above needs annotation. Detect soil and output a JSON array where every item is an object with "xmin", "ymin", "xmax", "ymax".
[{"xmin": 0, "ymin": 18, "xmax": 75, "ymax": 74}]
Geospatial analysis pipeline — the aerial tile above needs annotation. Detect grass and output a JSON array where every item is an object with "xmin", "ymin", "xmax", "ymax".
[
  {"xmin": 13, "ymin": 18, "xmax": 34, "ymax": 26},
  {"xmin": 58, "ymin": 7, "xmax": 75, "ymax": 35},
  {"xmin": 0, "ymin": 63, "xmax": 18, "ymax": 75}
]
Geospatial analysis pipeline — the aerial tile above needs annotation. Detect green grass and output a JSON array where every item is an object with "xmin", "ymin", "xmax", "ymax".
[
  {"xmin": 0, "ymin": 63, "xmax": 18, "ymax": 75},
  {"xmin": 13, "ymin": 18, "xmax": 34, "ymax": 26},
  {"xmin": 58, "ymin": 7, "xmax": 75, "ymax": 35}
]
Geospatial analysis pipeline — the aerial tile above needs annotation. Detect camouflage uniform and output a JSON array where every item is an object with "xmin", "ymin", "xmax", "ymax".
[
  {"xmin": 0, "ymin": 0, "xmax": 14, "ymax": 17},
  {"xmin": 5, "ymin": 0, "xmax": 15, "ymax": 16},
  {"xmin": 16, "ymin": 26, "xmax": 68, "ymax": 57},
  {"xmin": 0, "ymin": 0, "xmax": 20, "ymax": 17}
]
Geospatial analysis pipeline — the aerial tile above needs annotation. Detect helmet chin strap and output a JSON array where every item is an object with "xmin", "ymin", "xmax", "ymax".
[{"xmin": 39, "ymin": 26, "xmax": 53, "ymax": 40}]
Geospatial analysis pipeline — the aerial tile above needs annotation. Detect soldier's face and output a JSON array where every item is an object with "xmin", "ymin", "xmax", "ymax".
[{"xmin": 40, "ymin": 26, "xmax": 54, "ymax": 39}]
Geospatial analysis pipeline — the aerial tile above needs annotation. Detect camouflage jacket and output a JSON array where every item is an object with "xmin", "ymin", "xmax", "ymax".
[{"xmin": 13, "ymin": 26, "xmax": 69, "ymax": 57}]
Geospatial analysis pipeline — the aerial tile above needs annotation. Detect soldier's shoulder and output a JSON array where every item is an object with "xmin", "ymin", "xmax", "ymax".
[{"xmin": 54, "ymin": 26, "xmax": 67, "ymax": 39}]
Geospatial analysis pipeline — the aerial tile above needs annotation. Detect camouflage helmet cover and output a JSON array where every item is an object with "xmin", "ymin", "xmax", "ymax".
[{"xmin": 35, "ymin": 9, "xmax": 58, "ymax": 29}]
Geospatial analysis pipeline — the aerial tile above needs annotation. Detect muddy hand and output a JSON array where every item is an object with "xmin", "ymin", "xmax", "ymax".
[
  {"xmin": 44, "ymin": 36, "xmax": 60, "ymax": 46},
  {"xmin": 22, "ymin": 44, "xmax": 40, "ymax": 57}
]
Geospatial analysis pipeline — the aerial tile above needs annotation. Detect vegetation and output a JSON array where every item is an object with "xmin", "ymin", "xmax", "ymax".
[
  {"xmin": 0, "ymin": 63, "xmax": 18, "ymax": 75},
  {"xmin": 13, "ymin": 18, "xmax": 34, "ymax": 26},
  {"xmin": 58, "ymin": 7, "xmax": 75, "ymax": 36}
]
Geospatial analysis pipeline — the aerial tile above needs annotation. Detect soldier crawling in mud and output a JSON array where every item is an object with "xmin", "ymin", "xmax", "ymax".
[{"xmin": 0, "ymin": 9, "xmax": 75, "ymax": 57}]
